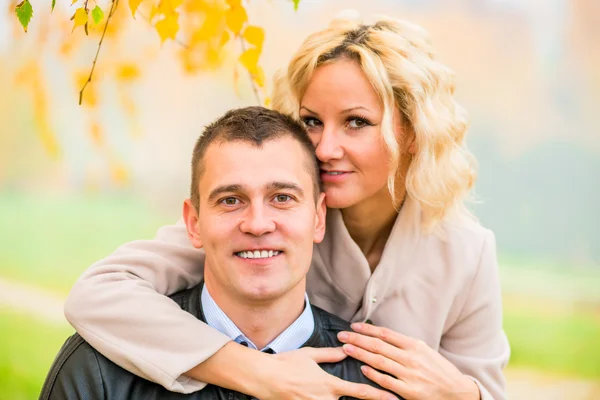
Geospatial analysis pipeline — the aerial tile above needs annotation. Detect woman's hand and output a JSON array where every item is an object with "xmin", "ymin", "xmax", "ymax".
[
  {"xmin": 337, "ymin": 323, "xmax": 480, "ymax": 400},
  {"xmin": 254, "ymin": 347, "xmax": 398, "ymax": 400}
]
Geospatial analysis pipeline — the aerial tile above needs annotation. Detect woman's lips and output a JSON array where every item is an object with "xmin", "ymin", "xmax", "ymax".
[{"xmin": 320, "ymin": 170, "xmax": 353, "ymax": 183}]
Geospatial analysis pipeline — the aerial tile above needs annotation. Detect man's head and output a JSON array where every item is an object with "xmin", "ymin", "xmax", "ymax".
[
  {"xmin": 183, "ymin": 106, "xmax": 326, "ymax": 304},
  {"xmin": 189, "ymin": 107, "xmax": 322, "ymax": 210}
]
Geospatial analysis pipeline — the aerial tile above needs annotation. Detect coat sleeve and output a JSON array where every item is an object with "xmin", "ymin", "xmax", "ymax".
[
  {"xmin": 63, "ymin": 219, "xmax": 231, "ymax": 394},
  {"xmin": 439, "ymin": 230, "xmax": 510, "ymax": 400},
  {"xmin": 40, "ymin": 335, "xmax": 105, "ymax": 400}
]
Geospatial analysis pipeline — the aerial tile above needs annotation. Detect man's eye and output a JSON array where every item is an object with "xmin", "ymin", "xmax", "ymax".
[
  {"xmin": 274, "ymin": 194, "xmax": 292, "ymax": 203},
  {"xmin": 301, "ymin": 117, "xmax": 322, "ymax": 128},
  {"xmin": 220, "ymin": 197, "xmax": 239, "ymax": 206}
]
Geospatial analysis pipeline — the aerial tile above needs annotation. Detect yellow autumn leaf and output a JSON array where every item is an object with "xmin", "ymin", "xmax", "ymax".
[
  {"xmin": 72, "ymin": 7, "xmax": 88, "ymax": 32},
  {"xmin": 31, "ymin": 68, "xmax": 60, "ymax": 158},
  {"xmin": 226, "ymin": 4, "xmax": 247, "ymax": 35},
  {"xmin": 60, "ymin": 40, "xmax": 74, "ymax": 56},
  {"xmin": 129, "ymin": 0, "xmax": 144, "ymax": 17},
  {"xmin": 219, "ymin": 30, "xmax": 230, "ymax": 47},
  {"xmin": 181, "ymin": 51, "xmax": 199, "ymax": 74},
  {"xmin": 76, "ymin": 71, "xmax": 97, "ymax": 107},
  {"xmin": 205, "ymin": 46, "xmax": 222, "ymax": 69},
  {"xmin": 120, "ymin": 93, "xmax": 136, "ymax": 119},
  {"xmin": 158, "ymin": 0, "xmax": 184, "ymax": 15},
  {"xmin": 148, "ymin": 4, "xmax": 159, "ymax": 21},
  {"xmin": 233, "ymin": 65, "xmax": 241, "ymax": 97},
  {"xmin": 243, "ymin": 25, "xmax": 264, "ymax": 49},
  {"xmin": 109, "ymin": 159, "xmax": 129, "ymax": 185},
  {"xmin": 90, "ymin": 122, "xmax": 103, "ymax": 146},
  {"xmin": 116, "ymin": 64, "xmax": 140, "ymax": 82},
  {"xmin": 251, "ymin": 65, "xmax": 265, "ymax": 88},
  {"xmin": 239, "ymin": 47, "xmax": 260, "ymax": 73},
  {"xmin": 171, "ymin": 0, "xmax": 184, "ymax": 9},
  {"xmin": 226, "ymin": 0, "xmax": 242, "ymax": 8},
  {"xmin": 190, "ymin": 10, "xmax": 224, "ymax": 43},
  {"xmin": 38, "ymin": 123, "xmax": 60, "ymax": 158},
  {"xmin": 264, "ymin": 96, "xmax": 272, "ymax": 108},
  {"xmin": 155, "ymin": 12, "xmax": 179, "ymax": 42}
]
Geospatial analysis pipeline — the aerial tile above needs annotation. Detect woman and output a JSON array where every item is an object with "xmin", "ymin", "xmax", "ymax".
[{"xmin": 65, "ymin": 14, "xmax": 509, "ymax": 400}]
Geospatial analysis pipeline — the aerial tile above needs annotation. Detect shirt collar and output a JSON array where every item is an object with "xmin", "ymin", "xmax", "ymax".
[{"xmin": 201, "ymin": 284, "xmax": 314, "ymax": 354}]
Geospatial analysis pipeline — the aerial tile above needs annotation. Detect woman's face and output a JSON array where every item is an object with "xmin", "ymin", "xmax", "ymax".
[{"xmin": 299, "ymin": 59, "xmax": 404, "ymax": 210}]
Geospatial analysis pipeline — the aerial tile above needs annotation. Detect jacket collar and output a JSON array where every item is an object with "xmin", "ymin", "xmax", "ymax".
[{"xmin": 183, "ymin": 281, "xmax": 323, "ymax": 351}]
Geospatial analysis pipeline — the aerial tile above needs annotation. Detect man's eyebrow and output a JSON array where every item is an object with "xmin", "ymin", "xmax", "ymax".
[
  {"xmin": 207, "ymin": 184, "xmax": 243, "ymax": 202},
  {"xmin": 267, "ymin": 181, "xmax": 305, "ymax": 197}
]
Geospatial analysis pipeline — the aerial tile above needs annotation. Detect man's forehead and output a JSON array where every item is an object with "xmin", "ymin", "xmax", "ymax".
[{"xmin": 200, "ymin": 138, "xmax": 312, "ymax": 193}]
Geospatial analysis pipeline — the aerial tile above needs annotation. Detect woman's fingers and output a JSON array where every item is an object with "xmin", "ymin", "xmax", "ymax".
[
  {"xmin": 360, "ymin": 365, "xmax": 412, "ymax": 398},
  {"xmin": 338, "ymin": 331, "xmax": 407, "ymax": 365},
  {"xmin": 350, "ymin": 323, "xmax": 417, "ymax": 350},
  {"xmin": 342, "ymin": 343, "xmax": 408, "ymax": 378},
  {"xmin": 331, "ymin": 375, "xmax": 398, "ymax": 400},
  {"xmin": 298, "ymin": 346, "xmax": 348, "ymax": 364}
]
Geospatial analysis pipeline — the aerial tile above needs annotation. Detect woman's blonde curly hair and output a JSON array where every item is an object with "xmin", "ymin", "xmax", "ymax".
[{"xmin": 271, "ymin": 14, "xmax": 477, "ymax": 231}]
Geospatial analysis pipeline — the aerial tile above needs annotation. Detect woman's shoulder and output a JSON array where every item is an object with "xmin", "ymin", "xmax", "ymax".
[
  {"xmin": 441, "ymin": 212, "xmax": 494, "ymax": 243},
  {"xmin": 423, "ymin": 212, "xmax": 496, "ymax": 273}
]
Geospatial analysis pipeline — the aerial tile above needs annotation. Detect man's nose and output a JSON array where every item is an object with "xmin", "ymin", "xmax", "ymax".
[
  {"xmin": 314, "ymin": 125, "xmax": 343, "ymax": 162},
  {"xmin": 239, "ymin": 202, "xmax": 276, "ymax": 236}
]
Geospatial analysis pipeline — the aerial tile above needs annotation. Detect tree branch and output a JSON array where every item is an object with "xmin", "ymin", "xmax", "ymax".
[{"xmin": 79, "ymin": 0, "xmax": 119, "ymax": 105}]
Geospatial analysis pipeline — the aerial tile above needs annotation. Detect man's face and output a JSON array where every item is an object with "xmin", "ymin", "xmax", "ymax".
[{"xmin": 184, "ymin": 136, "xmax": 326, "ymax": 303}]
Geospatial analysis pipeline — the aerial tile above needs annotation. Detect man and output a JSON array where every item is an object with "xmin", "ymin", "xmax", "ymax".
[{"xmin": 40, "ymin": 107, "xmax": 393, "ymax": 399}]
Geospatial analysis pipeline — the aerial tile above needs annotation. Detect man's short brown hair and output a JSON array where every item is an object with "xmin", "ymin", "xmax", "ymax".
[{"xmin": 190, "ymin": 106, "xmax": 321, "ymax": 209}]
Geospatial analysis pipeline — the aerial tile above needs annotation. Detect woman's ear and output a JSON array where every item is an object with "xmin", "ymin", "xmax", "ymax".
[
  {"xmin": 407, "ymin": 137, "xmax": 417, "ymax": 155},
  {"xmin": 183, "ymin": 199, "xmax": 203, "ymax": 249},
  {"xmin": 394, "ymin": 108, "xmax": 417, "ymax": 155}
]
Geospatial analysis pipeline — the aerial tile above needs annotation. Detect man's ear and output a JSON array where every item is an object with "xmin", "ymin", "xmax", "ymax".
[
  {"xmin": 183, "ymin": 199, "xmax": 203, "ymax": 249},
  {"xmin": 313, "ymin": 192, "xmax": 327, "ymax": 244}
]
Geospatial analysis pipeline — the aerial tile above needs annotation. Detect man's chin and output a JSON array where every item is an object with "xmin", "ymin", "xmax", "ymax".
[{"xmin": 240, "ymin": 286, "xmax": 285, "ymax": 302}]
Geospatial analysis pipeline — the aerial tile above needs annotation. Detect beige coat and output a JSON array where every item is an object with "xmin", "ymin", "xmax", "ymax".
[{"xmin": 65, "ymin": 197, "xmax": 509, "ymax": 399}]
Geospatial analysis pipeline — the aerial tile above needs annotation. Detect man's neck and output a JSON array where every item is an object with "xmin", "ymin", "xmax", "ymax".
[{"xmin": 204, "ymin": 277, "xmax": 307, "ymax": 350}]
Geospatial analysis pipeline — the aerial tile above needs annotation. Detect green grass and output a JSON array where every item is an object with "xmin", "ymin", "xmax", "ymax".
[
  {"xmin": 0, "ymin": 191, "xmax": 178, "ymax": 294},
  {"xmin": 503, "ymin": 298, "xmax": 600, "ymax": 378},
  {"xmin": 0, "ymin": 311, "xmax": 73, "ymax": 400}
]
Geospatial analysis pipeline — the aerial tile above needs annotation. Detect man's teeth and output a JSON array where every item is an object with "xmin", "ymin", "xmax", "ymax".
[
  {"xmin": 326, "ymin": 171, "xmax": 344, "ymax": 175},
  {"xmin": 237, "ymin": 250, "xmax": 281, "ymax": 259}
]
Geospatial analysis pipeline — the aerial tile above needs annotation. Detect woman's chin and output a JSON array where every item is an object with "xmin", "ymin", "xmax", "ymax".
[{"xmin": 324, "ymin": 192, "xmax": 357, "ymax": 209}]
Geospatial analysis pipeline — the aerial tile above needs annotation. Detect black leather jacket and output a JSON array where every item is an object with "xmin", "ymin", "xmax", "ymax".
[{"xmin": 40, "ymin": 284, "xmax": 394, "ymax": 400}]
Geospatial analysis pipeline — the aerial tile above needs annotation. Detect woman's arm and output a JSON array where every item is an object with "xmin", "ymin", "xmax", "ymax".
[
  {"xmin": 437, "ymin": 230, "xmax": 510, "ymax": 400},
  {"xmin": 336, "ymin": 230, "xmax": 509, "ymax": 400},
  {"xmin": 65, "ymin": 220, "xmax": 392, "ymax": 399},
  {"xmin": 64, "ymin": 220, "xmax": 231, "ymax": 393}
]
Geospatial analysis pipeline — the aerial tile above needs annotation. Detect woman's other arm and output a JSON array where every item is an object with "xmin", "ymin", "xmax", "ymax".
[
  {"xmin": 438, "ymin": 230, "xmax": 510, "ymax": 400},
  {"xmin": 64, "ymin": 220, "xmax": 231, "ymax": 393}
]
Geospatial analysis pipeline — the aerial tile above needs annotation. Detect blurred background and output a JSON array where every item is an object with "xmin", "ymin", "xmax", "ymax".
[{"xmin": 1, "ymin": 0, "xmax": 599, "ymax": 398}]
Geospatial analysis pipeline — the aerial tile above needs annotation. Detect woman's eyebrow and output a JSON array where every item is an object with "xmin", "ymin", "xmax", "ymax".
[
  {"xmin": 341, "ymin": 106, "xmax": 370, "ymax": 114},
  {"xmin": 299, "ymin": 106, "xmax": 318, "ymax": 115},
  {"xmin": 300, "ymin": 105, "xmax": 371, "ymax": 115}
]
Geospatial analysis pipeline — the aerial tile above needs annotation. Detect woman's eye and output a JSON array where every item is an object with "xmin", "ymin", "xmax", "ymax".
[
  {"xmin": 274, "ymin": 194, "xmax": 292, "ymax": 203},
  {"xmin": 220, "ymin": 197, "xmax": 239, "ymax": 206},
  {"xmin": 302, "ymin": 117, "xmax": 322, "ymax": 128},
  {"xmin": 347, "ymin": 118, "xmax": 369, "ymax": 129}
]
